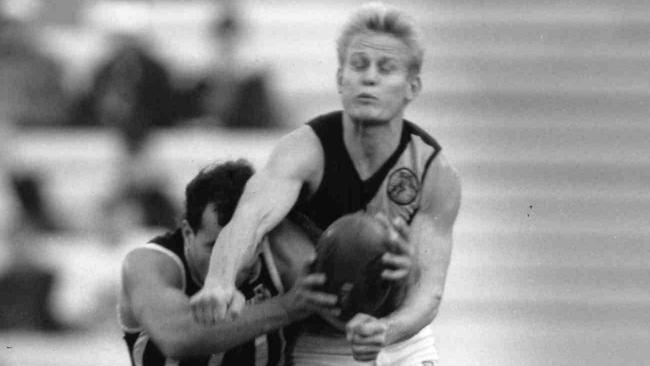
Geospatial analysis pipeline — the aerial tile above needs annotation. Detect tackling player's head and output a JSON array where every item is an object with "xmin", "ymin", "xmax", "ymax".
[{"xmin": 181, "ymin": 159, "xmax": 254, "ymax": 283}]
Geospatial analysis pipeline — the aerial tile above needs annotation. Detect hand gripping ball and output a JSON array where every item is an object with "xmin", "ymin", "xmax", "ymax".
[{"xmin": 310, "ymin": 212, "xmax": 403, "ymax": 326}]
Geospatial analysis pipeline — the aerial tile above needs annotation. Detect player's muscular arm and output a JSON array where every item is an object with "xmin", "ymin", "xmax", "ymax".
[
  {"xmin": 123, "ymin": 249, "xmax": 288, "ymax": 357},
  {"xmin": 123, "ymin": 248, "xmax": 334, "ymax": 358},
  {"xmin": 192, "ymin": 127, "xmax": 323, "ymax": 322},
  {"xmin": 382, "ymin": 153, "xmax": 461, "ymax": 345}
]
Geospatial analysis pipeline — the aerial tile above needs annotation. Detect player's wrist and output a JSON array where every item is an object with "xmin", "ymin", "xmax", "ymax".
[
  {"xmin": 377, "ymin": 316, "xmax": 399, "ymax": 346},
  {"xmin": 279, "ymin": 298, "xmax": 297, "ymax": 324},
  {"xmin": 202, "ymin": 276, "xmax": 235, "ymax": 292},
  {"xmin": 203, "ymin": 264, "xmax": 239, "ymax": 287},
  {"xmin": 277, "ymin": 293, "xmax": 300, "ymax": 322}
]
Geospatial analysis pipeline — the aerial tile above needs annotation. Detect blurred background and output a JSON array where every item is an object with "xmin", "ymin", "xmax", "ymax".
[{"xmin": 0, "ymin": 0, "xmax": 649, "ymax": 365}]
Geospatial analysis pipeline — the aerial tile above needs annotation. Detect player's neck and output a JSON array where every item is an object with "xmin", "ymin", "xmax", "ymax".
[{"xmin": 343, "ymin": 115, "xmax": 403, "ymax": 180}]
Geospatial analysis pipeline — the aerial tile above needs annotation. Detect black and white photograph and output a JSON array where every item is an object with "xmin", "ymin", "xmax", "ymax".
[{"xmin": 0, "ymin": 0, "xmax": 648, "ymax": 365}]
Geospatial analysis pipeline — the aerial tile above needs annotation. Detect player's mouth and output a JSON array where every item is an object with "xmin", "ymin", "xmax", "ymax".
[{"xmin": 356, "ymin": 93, "xmax": 378, "ymax": 101}]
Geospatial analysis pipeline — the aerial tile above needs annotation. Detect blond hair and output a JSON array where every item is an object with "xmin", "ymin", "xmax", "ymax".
[{"xmin": 336, "ymin": 2, "xmax": 424, "ymax": 76}]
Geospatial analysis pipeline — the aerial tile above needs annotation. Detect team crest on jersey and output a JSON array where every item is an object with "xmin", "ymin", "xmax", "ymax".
[{"xmin": 387, "ymin": 168, "xmax": 420, "ymax": 205}]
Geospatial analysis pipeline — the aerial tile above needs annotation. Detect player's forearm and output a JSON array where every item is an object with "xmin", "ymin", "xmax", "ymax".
[
  {"xmin": 383, "ymin": 238, "xmax": 451, "ymax": 345},
  {"xmin": 203, "ymin": 177, "xmax": 302, "ymax": 287},
  {"xmin": 203, "ymin": 209, "xmax": 261, "ymax": 286},
  {"xmin": 180, "ymin": 297, "xmax": 291, "ymax": 356},
  {"xmin": 382, "ymin": 281, "xmax": 442, "ymax": 345},
  {"xmin": 149, "ymin": 296, "xmax": 291, "ymax": 358}
]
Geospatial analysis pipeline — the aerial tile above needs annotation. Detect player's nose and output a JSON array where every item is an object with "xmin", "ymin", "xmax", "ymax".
[{"xmin": 361, "ymin": 65, "xmax": 379, "ymax": 85}]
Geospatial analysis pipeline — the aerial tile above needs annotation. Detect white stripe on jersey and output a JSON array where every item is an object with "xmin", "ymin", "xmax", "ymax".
[
  {"xmin": 260, "ymin": 238, "xmax": 284, "ymax": 293},
  {"xmin": 133, "ymin": 332, "xmax": 149, "ymax": 366},
  {"xmin": 118, "ymin": 244, "xmax": 187, "ymax": 333},
  {"xmin": 141, "ymin": 243, "xmax": 187, "ymax": 292},
  {"xmin": 259, "ymin": 237, "xmax": 286, "ymax": 366}
]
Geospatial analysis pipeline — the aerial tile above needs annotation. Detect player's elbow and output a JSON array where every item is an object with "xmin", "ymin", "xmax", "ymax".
[
  {"xmin": 156, "ymin": 326, "xmax": 234, "ymax": 358},
  {"xmin": 154, "ymin": 331, "xmax": 194, "ymax": 359},
  {"xmin": 147, "ymin": 324, "xmax": 203, "ymax": 359},
  {"xmin": 158, "ymin": 340, "xmax": 186, "ymax": 359},
  {"xmin": 157, "ymin": 334, "xmax": 215, "ymax": 359}
]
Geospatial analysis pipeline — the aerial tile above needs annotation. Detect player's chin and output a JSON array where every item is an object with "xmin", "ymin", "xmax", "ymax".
[
  {"xmin": 347, "ymin": 107, "xmax": 387, "ymax": 125},
  {"xmin": 353, "ymin": 352, "xmax": 380, "ymax": 362}
]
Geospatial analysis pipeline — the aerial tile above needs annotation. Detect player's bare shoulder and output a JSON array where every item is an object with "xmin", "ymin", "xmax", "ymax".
[
  {"xmin": 121, "ymin": 246, "xmax": 185, "ymax": 294},
  {"xmin": 267, "ymin": 125, "xmax": 324, "ymax": 184},
  {"xmin": 420, "ymin": 152, "xmax": 462, "ymax": 221},
  {"xmin": 429, "ymin": 152, "xmax": 461, "ymax": 189}
]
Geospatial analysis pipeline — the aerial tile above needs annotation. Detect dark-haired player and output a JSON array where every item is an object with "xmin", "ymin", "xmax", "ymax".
[
  {"xmin": 191, "ymin": 3, "xmax": 461, "ymax": 365},
  {"xmin": 118, "ymin": 160, "xmax": 338, "ymax": 365}
]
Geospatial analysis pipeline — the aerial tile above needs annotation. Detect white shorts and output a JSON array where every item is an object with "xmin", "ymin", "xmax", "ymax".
[{"xmin": 292, "ymin": 324, "xmax": 439, "ymax": 366}]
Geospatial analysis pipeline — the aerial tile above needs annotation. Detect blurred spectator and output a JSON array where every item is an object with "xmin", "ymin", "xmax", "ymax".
[
  {"xmin": 10, "ymin": 172, "xmax": 61, "ymax": 232},
  {"xmin": 98, "ymin": 150, "xmax": 178, "ymax": 245},
  {"xmin": 71, "ymin": 32, "xmax": 179, "ymax": 235},
  {"xmin": 0, "ymin": 15, "xmax": 64, "ymax": 233},
  {"xmin": 0, "ymin": 116, "xmax": 17, "ymax": 278},
  {"xmin": 0, "ymin": 226, "xmax": 63, "ymax": 331},
  {"xmin": 0, "ymin": 265, "xmax": 60, "ymax": 330},
  {"xmin": 0, "ymin": 16, "xmax": 69, "ymax": 128},
  {"xmin": 0, "ymin": 14, "xmax": 68, "ymax": 331},
  {"xmin": 71, "ymin": 33, "xmax": 175, "ymax": 151},
  {"xmin": 179, "ymin": 4, "xmax": 283, "ymax": 129}
]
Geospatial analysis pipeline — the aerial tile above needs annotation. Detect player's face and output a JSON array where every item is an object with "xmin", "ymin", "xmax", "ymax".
[
  {"xmin": 184, "ymin": 204, "xmax": 258, "ymax": 285},
  {"xmin": 338, "ymin": 32, "xmax": 420, "ymax": 124},
  {"xmin": 183, "ymin": 204, "xmax": 223, "ymax": 283}
]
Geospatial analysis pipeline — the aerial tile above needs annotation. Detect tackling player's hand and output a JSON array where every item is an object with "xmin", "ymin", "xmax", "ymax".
[
  {"xmin": 189, "ymin": 284, "xmax": 245, "ymax": 325},
  {"xmin": 376, "ymin": 214, "xmax": 414, "ymax": 282},
  {"xmin": 280, "ymin": 268, "xmax": 340, "ymax": 322},
  {"xmin": 345, "ymin": 313, "xmax": 387, "ymax": 362}
]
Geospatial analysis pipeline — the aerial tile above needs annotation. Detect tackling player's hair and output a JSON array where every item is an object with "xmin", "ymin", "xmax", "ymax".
[
  {"xmin": 184, "ymin": 159, "xmax": 254, "ymax": 231},
  {"xmin": 336, "ymin": 2, "xmax": 424, "ymax": 76}
]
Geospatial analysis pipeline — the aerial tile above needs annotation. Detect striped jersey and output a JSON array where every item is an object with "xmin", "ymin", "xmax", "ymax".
[{"xmin": 118, "ymin": 229, "xmax": 286, "ymax": 366}]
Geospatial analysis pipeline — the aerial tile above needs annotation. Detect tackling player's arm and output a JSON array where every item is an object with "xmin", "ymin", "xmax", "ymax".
[
  {"xmin": 122, "ymin": 247, "xmax": 336, "ymax": 359},
  {"xmin": 191, "ymin": 126, "xmax": 323, "ymax": 323},
  {"xmin": 383, "ymin": 153, "xmax": 461, "ymax": 344}
]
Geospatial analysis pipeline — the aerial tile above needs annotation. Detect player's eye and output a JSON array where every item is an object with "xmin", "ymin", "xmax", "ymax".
[
  {"xmin": 349, "ymin": 54, "xmax": 369, "ymax": 70},
  {"xmin": 379, "ymin": 59, "xmax": 398, "ymax": 73}
]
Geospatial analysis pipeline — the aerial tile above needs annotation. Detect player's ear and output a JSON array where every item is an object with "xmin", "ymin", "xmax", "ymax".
[
  {"xmin": 336, "ymin": 68, "xmax": 343, "ymax": 93},
  {"xmin": 406, "ymin": 74, "xmax": 421, "ymax": 102},
  {"xmin": 181, "ymin": 220, "xmax": 195, "ymax": 244}
]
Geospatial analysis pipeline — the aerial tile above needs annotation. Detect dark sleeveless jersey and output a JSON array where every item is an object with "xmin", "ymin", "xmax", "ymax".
[
  {"xmin": 295, "ymin": 110, "xmax": 441, "ymax": 231},
  {"xmin": 120, "ymin": 229, "xmax": 286, "ymax": 366},
  {"xmin": 292, "ymin": 111, "xmax": 442, "ymax": 335}
]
